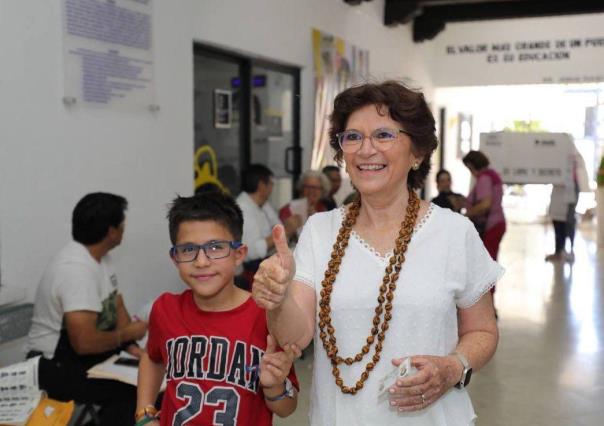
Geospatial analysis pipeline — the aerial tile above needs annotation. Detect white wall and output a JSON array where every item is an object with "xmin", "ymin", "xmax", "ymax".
[
  {"xmin": 0, "ymin": 0, "xmax": 430, "ymax": 361},
  {"xmin": 424, "ymin": 13, "xmax": 604, "ymax": 87}
]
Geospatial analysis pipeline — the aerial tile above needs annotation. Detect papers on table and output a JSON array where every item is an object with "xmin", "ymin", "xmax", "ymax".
[
  {"xmin": 87, "ymin": 351, "xmax": 166, "ymax": 391},
  {"xmin": 0, "ymin": 356, "xmax": 43, "ymax": 426}
]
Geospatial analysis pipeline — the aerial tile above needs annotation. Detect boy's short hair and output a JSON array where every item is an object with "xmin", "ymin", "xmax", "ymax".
[
  {"xmin": 72, "ymin": 192, "xmax": 127, "ymax": 245},
  {"xmin": 167, "ymin": 192, "xmax": 244, "ymax": 244}
]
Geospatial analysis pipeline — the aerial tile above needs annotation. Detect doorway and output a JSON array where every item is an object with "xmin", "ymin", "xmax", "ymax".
[{"xmin": 193, "ymin": 44, "xmax": 301, "ymax": 204}]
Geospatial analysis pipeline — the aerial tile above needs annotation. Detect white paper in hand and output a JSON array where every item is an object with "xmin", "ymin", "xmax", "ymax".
[{"xmin": 377, "ymin": 357, "xmax": 417, "ymax": 401}]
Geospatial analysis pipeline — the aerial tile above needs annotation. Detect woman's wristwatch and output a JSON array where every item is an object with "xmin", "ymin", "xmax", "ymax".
[
  {"xmin": 264, "ymin": 378, "xmax": 295, "ymax": 401},
  {"xmin": 451, "ymin": 351, "xmax": 473, "ymax": 389}
]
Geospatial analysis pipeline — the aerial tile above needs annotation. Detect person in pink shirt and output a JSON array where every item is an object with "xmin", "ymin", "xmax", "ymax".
[{"xmin": 463, "ymin": 151, "xmax": 506, "ymax": 262}]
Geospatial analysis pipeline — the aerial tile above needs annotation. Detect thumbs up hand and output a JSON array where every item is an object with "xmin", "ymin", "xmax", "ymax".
[
  {"xmin": 259, "ymin": 334, "xmax": 301, "ymax": 390},
  {"xmin": 252, "ymin": 224, "xmax": 296, "ymax": 311}
]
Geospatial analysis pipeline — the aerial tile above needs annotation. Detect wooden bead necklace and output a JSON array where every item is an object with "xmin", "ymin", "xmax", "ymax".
[{"xmin": 318, "ymin": 190, "xmax": 420, "ymax": 394}]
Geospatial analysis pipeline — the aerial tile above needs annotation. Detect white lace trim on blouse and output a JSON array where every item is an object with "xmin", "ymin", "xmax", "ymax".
[{"xmin": 346, "ymin": 203, "xmax": 435, "ymax": 260}]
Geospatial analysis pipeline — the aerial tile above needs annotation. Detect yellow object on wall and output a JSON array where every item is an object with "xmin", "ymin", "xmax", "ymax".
[{"xmin": 193, "ymin": 145, "xmax": 228, "ymax": 193}]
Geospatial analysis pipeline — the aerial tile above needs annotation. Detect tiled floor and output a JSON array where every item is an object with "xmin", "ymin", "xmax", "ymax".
[{"xmin": 276, "ymin": 220, "xmax": 604, "ymax": 425}]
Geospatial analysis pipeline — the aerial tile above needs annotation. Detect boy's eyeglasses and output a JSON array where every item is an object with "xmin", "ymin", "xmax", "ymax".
[
  {"xmin": 336, "ymin": 127, "xmax": 412, "ymax": 153},
  {"xmin": 170, "ymin": 240, "xmax": 243, "ymax": 263}
]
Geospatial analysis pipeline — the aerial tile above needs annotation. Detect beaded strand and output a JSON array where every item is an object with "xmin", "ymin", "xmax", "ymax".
[{"xmin": 318, "ymin": 190, "xmax": 420, "ymax": 395}]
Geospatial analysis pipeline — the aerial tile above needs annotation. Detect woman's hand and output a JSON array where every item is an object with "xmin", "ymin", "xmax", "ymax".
[
  {"xmin": 388, "ymin": 356, "xmax": 461, "ymax": 412},
  {"xmin": 252, "ymin": 225, "xmax": 296, "ymax": 311},
  {"xmin": 259, "ymin": 334, "xmax": 300, "ymax": 390}
]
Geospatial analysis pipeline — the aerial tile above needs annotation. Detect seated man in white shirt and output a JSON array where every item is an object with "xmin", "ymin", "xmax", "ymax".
[
  {"xmin": 236, "ymin": 164, "xmax": 299, "ymax": 287},
  {"xmin": 26, "ymin": 192, "xmax": 147, "ymax": 426}
]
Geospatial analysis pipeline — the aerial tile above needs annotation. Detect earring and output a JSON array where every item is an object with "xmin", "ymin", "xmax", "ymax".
[{"xmin": 412, "ymin": 162, "xmax": 420, "ymax": 171}]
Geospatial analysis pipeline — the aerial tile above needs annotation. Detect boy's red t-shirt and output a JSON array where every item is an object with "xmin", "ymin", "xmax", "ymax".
[{"xmin": 147, "ymin": 290, "xmax": 299, "ymax": 426}]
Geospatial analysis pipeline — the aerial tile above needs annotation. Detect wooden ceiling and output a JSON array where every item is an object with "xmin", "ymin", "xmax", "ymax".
[{"xmin": 343, "ymin": 1, "xmax": 604, "ymax": 41}]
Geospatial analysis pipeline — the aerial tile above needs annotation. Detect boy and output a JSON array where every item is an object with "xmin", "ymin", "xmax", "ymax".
[{"xmin": 136, "ymin": 192, "xmax": 299, "ymax": 426}]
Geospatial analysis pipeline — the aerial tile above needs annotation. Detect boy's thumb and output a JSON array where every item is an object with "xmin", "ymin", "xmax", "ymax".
[{"xmin": 272, "ymin": 225, "xmax": 290, "ymax": 258}]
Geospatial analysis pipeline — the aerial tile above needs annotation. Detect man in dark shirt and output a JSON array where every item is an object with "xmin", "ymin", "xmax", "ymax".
[{"xmin": 432, "ymin": 169, "xmax": 465, "ymax": 212}]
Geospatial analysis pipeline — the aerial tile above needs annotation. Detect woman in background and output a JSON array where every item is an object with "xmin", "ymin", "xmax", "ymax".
[
  {"xmin": 463, "ymin": 150, "xmax": 506, "ymax": 261},
  {"xmin": 279, "ymin": 170, "xmax": 330, "ymax": 238}
]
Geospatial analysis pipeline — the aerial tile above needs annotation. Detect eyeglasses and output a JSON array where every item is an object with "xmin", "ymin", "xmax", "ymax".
[
  {"xmin": 170, "ymin": 240, "xmax": 243, "ymax": 263},
  {"xmin": 336, "ymin": 127, "xmax": 412, "ymax": 153}
]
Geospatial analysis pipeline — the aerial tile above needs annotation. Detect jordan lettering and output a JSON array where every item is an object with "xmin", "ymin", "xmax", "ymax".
[{"xmin": 165, "ymin": 335, "xmax": 264, "ymax": 393}]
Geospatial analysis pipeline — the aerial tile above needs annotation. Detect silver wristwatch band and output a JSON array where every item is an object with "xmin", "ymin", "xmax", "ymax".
[
  {"xmin": 264, "ymin": 377, "xmax": 295, "ymax": 401},
  {"xmin": 451, "ymin": 351, "xmax": 469, "ymax": 369},
  {"xmin": 451, "ymin": 351, "xmax": 472, "ymax": 389}
]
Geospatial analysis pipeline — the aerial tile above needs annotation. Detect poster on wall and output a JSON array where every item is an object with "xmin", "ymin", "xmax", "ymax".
[
  {"xmin": 62, "ymin": 0, "xmax": 155, "ymax": 110},
  {"xmin": 311, "ymin": 29, "xmax": 369, "ymax": 169},
  {"xmin": 213, "ymin": 89, "xmax": 232, "ymax": 129}
]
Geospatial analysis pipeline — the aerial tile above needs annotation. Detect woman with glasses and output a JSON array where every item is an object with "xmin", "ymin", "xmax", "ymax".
[
  {"xmin": 252, "ymin": 81, "xmax": 503, "ymax": 426},
  {"xmin": 278, "ymin": 170, "xmax": 331, "ymax": 240}
]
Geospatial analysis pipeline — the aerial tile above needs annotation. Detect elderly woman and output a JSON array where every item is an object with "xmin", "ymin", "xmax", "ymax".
[
  {"xmin": 279, "ymin": 170, "xmax": 330, "ymax": 236},
  {"xmin": 253, "ymin": 81, "xmax": 503, "ymax": 425}
]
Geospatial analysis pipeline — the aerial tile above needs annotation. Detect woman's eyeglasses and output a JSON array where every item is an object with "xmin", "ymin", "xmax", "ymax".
[
  {"xmin": 170, "ymin": 240, "xmax": 242, "ymax": 263},
  {"xmin": 336, "ymin": 127, "xmax": 412, "ymax": 153}
]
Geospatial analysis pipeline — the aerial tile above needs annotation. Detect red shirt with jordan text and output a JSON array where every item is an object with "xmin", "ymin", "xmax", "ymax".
[{"xmin": 146, "ymin": 290, "xmax": 298, "ymax": 426}]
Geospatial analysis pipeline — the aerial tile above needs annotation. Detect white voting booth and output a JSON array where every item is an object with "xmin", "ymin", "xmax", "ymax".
[
  {"xmin": 479, "ymin": 132, "xmax": 574, "ymax": 185},
  {"xmin": 479, "ymin": 132, "xmax": 602, "ymax": 246}
]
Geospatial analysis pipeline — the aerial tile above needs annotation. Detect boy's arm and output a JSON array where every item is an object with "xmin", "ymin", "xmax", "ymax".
[
  {"xmin": 259, "ymin": 335, "xmax": 300, "ymax": 418},
  {"xmin": 136, "ymin": 352, "xmax": 165, "ymax": 418},
  {"xmin": 264, "ymin": 382, "xmax": 298, "ymax": 417}
]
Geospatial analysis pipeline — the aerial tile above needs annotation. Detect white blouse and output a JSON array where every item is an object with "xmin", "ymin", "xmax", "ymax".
[{"xmin": 294, "ymin": 204, "xmax": 504, "ymax": 426}]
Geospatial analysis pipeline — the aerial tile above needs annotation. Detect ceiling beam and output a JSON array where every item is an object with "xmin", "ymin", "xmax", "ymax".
[
  {"xmin": 420, "ymin": 0, "xmax": 604, "ymax": 23},
  {"xmin": 386, "ymin": 0, "xmax": 604, "ymax": 42}
]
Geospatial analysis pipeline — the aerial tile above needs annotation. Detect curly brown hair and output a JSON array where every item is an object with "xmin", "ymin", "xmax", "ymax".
[{"xmin": 329, "ymin": 81, "xmax": 438, "ymax": 190}]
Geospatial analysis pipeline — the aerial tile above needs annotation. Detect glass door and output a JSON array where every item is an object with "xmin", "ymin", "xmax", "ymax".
[
  {"xmin": 250, "ymin": 65, "xmax": 300, "ymax": 208},
  {"xmin": 193, "ymin": 49, "xmax": 243, "ymax": 196},
  {"xmin": 193, "ymin": 45, "xmax": 301, "ymax": 203}
]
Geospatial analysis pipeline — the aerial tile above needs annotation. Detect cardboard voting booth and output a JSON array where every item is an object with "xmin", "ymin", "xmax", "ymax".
[{"xmin": 479, "ymin": 132, "xmax": 574, "ymax": 185}]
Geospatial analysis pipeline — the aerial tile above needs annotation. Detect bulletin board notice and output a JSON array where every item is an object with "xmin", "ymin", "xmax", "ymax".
[{"xmin": 62, "ymin": 0, "xmax": 155, "ymax": 110}]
